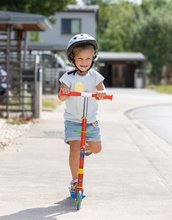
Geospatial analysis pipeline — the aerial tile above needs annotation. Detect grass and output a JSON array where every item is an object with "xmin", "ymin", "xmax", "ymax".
[
  {"xmin": 5, "ymin": 96, "xmax": 61, "ymax": 125},
  {"xmin": 6, "ymin": 118, "xmax": 29, "ymax": 125},
  {"xmin": 1, "ymin": 95, "xmax": 61, "ymax": 125},
  {"xmin": 147, "ymin": 85, "xmax": 172, "ymax": 94},
  {"xmin": 42, "ymin": 96, "xmax": 61, "ymax": 111}
]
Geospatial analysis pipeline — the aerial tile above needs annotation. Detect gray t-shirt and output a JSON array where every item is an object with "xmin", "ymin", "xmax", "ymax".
[{"xmin": 59, "ymin": 69, "xmax": 104, "ymax": 123}]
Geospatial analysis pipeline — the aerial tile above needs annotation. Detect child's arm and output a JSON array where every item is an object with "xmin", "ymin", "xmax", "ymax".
[
  {"xmin": 96, "ymin": 82, "xmax": 107, "ymax": 100},
  {"xmin": 58, "ymin": 82, "xmax": 70, "ymax": 101}
]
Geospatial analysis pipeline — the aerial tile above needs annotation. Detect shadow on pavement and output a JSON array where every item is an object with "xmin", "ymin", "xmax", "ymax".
[{"xmin": 0, "ymin": 197, "xmax": 76, "ymax": 220}]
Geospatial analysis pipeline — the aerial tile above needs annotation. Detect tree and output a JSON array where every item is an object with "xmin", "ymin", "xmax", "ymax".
[
  {"xmin": 0, "ymin": 0, "xmax": 75, "ymax": 18},
  {"xmin": 141, "ymin": 0, "xmax": 171, "ymax": 12},
  {"xmin": 98, "ymin": 2, "xmax": 142, "ymax": 51},
  {"xmin": 132, "ymin": 8, "xmax": 172, "ymax": 83},
  {"xmin": 84, "ymin": 0, "xmax": 172, "ymax": 83}
]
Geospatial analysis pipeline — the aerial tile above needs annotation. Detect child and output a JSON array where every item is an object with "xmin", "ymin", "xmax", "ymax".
[{"xmin": 58, "ymin": 33, "xmax": 107, "ymax": 192}]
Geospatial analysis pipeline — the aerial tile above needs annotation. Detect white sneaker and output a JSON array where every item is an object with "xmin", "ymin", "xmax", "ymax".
[{"xmin": 70, "ymin": 179, "xmax": 78, "ymax": 193}]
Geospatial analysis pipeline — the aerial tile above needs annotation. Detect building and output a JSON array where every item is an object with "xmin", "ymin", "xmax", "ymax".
[
  {"xmin": 97, "ymin": 52, "xmax": 146, "ymax": 88},
  {"xmin": 39, "ymin": 4, "xmax": 99, "ymax": 50}
]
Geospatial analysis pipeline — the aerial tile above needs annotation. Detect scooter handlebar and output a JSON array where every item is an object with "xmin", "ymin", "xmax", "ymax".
[{"xmin": 60, "ymin": 90, "xmax": 113, "ymax": 101}]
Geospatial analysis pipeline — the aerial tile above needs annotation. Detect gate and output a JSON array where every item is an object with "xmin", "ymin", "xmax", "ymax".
[{"xmin": 0, "ymin": 28, "xmax": 41, "ymax": 118}]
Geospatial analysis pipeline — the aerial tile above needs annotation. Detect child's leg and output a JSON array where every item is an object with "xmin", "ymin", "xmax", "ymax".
[
  {"xmin": 87, "ymin": 141, "xmax": 102, "ymax": 154},
  {"xmin": 69, "ymin": 141, "xmax": 101, "ymax": 181},
  {"xmin": 69, "ymin": 140, "xmax": 80, "ymax": 180}
]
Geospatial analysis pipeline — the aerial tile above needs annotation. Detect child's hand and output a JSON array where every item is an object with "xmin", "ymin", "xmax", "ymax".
[
  {"xmin": 60, "ymin": 87, "xmax": 70, "ymax": 96},
  {"xmin": 96, "ymin": 90, "xmax": 107, "ymax": 100},
  {"xmin": 58, "ymin": 83, "xmax": 70, "ymax": 101}
]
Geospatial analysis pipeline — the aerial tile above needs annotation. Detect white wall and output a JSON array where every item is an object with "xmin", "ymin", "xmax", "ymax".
[{"xmin": 39, "ymin": 11, "xmax": 97, "ymax": 48}]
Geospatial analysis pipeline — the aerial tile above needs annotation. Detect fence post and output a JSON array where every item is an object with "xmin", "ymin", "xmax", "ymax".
[{"xmin": 34, "ymin": 55, "xmax": 42, "ymax": 118}]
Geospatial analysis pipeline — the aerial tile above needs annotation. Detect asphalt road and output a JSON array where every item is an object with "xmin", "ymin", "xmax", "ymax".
[{"xmin": 133, "ymin": 105, "xmax": 172, "ymax": 145}]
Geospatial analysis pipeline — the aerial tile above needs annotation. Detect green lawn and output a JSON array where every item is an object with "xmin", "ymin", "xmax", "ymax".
[
  {"xmin": 42, "ymin": 97, "xmax": 61, "ymax": 111},
  {"xmin": 147, "ymin": 85, "xmax": 172, "ymax": 94}
]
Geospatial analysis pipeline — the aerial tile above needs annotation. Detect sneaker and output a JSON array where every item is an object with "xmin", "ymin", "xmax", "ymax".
[
  {"xmin": 69, "ymin": 179, "xmax": 86, "ymax": 199},
  {"xmin": 85, "ymin": 143, "xmax": 92, "ymax": 156},
  {"xmin": 70, "ymin": 179, "xmax": 78, "ymax": 193}
]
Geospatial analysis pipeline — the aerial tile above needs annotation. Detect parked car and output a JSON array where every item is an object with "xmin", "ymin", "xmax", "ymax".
[
  {"xmin": 40, "ymin": 53, "xmax": 73, "ymax": 93},
  {"xmin": 0, "ymin": 66, "xmax": 7, "ymax": 96},
  {"xmin": 26, "ymin": 51, "xmax": 74, "ymax": 93},
  {"xmin": 41, "ymin": 53, "xmax": 73, "ymax": 76}
]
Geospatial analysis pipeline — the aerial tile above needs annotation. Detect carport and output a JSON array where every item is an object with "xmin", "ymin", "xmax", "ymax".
[
  {"xmin": 0, "ymin": 11, "xmax": 51, "ymax": 118},
  {"xmin": 97, "ymin": 52, "xmax": 145, "ymax": 88}
]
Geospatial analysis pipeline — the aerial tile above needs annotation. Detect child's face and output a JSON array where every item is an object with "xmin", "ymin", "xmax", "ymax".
[{"xmin": 74, "ymin": 48, "xmax": 95, "ymax": 74}]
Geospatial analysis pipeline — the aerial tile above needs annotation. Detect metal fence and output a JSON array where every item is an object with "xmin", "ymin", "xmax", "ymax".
[
  {"xmin": 0, "ymin": 53, "xmax": 41, "ymax": 118},
  {"xmin": 42, "ymin": 67, "xmax": 59, "ymax": 94}
]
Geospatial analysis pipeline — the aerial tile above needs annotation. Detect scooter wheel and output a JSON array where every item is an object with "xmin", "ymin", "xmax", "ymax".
[{"xmin": 76, "ymin": 190, "xmax": 82, "ymax": 210}]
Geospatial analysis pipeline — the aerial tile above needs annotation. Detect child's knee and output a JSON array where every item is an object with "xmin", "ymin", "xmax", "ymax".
[
  {"xmin": 69, "ymin": 141, "xmax": 80, "ymax": 153},
  {"xmin": 89, "ymin": 142, "xmax": 102, "ymax": 154},
  {"xmin": 93, "ymin": 146, "xmax": 102, "ymax": 154}
]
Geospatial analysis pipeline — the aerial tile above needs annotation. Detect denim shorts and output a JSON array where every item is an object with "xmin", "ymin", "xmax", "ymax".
[{"xmin": 64, "ymin": 120, "xmax": 101, "ymax": 143}]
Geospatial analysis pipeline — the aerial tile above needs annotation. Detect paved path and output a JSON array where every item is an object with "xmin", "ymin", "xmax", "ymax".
[{"xmin": 0, "ymin": 89, "xmax": 172, "ymax": 220}]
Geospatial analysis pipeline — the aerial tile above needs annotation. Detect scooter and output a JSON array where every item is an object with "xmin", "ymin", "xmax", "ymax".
[{"xmin": 60, "ymin": 90, "xmax": 113, "ymax": 210}]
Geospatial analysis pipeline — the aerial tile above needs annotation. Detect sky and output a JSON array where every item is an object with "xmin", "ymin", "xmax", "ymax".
[
  {"xmin": 76, "ymin": 0, "xmax": 142, "ymax": 4},
  {"xmin": 129, "ymin": 0, "xmax": 142, "ymax": 4}
]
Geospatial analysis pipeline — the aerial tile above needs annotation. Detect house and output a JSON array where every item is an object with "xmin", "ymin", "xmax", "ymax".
[{"xmin": 39, "ymin": 4, "xmax": 99, "ymax": 50}]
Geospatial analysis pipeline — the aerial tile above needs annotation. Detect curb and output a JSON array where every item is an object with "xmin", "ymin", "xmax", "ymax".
[{"xmin": 123, "ymin": 106, "xmax": 172, "ymax": 198}]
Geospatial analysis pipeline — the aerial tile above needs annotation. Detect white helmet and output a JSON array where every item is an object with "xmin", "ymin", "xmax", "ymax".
[{"xmin": 67, "ymin": 33, "xmax": 98, "ymax": 62}]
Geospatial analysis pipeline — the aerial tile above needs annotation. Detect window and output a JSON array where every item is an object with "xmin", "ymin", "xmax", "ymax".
[{"xmin": 61, "ymin": 19, "xmax": 81, "ymax": 34}]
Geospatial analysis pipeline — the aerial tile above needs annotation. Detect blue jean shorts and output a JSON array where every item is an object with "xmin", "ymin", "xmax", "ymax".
[{"xmin": 64, "ymin": 120, "xmax": 101, "ymax": 143}]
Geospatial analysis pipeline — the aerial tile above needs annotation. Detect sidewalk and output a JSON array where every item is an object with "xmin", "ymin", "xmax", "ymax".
[{"xmin": 0, "ymin": 89, "xmax": 172, "ymax": 220}]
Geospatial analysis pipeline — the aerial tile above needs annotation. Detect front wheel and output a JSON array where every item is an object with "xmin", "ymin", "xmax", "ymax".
[{"xmin": 76, "ymin": 190, "xmax": 82, "ymax": 210}]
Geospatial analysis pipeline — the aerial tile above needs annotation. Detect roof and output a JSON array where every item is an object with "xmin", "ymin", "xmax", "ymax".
[
  {"xmin": 67, "ymin": 4, "xmax": 99, "ymax": 13},
  {"xmin": 98, "ymin": 52, "xmax": 145, "ymax": 62},
  {"xmin": 28, "ymin": 43, "xmax": 66, "ymax": 52},
  {"xmin": 0, "ymin": 11, "xmax": 52, "ymax": 31}
]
